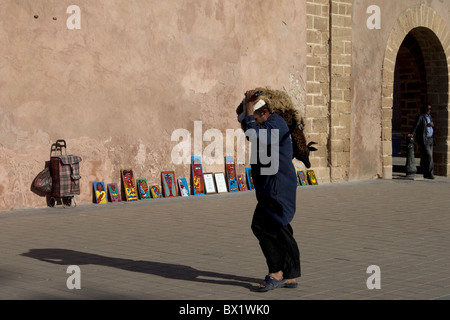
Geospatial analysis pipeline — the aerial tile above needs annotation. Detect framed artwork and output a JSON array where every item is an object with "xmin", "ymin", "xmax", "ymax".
[
  {"xmin": 121, "ymin": 169, "xmax": 138, "ymax": 201},
  {"xmin": 137, "ymin": 178, "xmax": 151, "ymax": 200},
  {"xmin": 237, "ymin": 174, "xmax": 247, "ymax": 191},
  {"xmin": 225, "ymin": 156, "xmax": 238, "ymax": 192},
  {"xmin": 297, "ymin": 171, "xmax": 308, "ymax": 186},
  {"xmin": 161, "ymin": 171, "xmax": 178, "ymax": 198},
  {"xmin": 307, "ymin": 170, "xmax": 318, "ymax": 185},
  {"xmin": 203, "ymin": 173, "xmax": 216, "ymax": 194},
  {"xmin": 93, "ymin": 181, "xmax": 107, "ymax": 204},
  {"xmin": 191, "ymin": 156, "xmax": 205, "ymax": 195},
  {"xmin": 150, "ymin": 185, "xmax": 162, "ymax": 198},
  {"xmin": 214, "ymin": 172, "xmax": 228, "ymax": 193},
  {"xmin": 245, "ymin": 167, "xmax": 254, "ymax": 190},
  {"xmin": 178, "ymin": 178, "xmax": 190, "ymax": 197},
  {"xmin": 107, "ymin": 183, "xmax": 122, "ymax": 202}
]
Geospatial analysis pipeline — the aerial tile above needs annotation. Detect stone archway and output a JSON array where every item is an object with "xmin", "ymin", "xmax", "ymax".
[
  {"xmin": 381, "ymin": 4, "xmax": 450, "ymax": 179},
  {"xmin": 392, "ymin": 32, "xmax": 427, "ymax": 159}
]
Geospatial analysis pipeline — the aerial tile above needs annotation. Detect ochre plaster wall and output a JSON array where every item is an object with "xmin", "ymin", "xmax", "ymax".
[
  {"xmin": 4, "ymin": 0, "xmax": 449, "ymax": 211},
  {"xmin": 0, "ymin": 0, "xmax": 307, "ymax": 210}
]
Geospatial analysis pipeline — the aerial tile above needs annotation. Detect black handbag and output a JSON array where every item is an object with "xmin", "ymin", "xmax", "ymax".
[{"xmin": 31, "ymin": 166, "xmax": 52, "ymax": 197}]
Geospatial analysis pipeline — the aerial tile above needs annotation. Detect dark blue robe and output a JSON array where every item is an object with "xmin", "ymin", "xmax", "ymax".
[{"xmin": 242, "ymin": 113, "xmax": 297, "ymax": 226}]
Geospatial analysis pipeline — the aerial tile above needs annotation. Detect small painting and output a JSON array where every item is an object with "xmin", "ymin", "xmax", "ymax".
[
  {"xmin": 214, "ymin": 172, "xmax": 228, "ymax": 193},
  {"xmin": 93, "ymin": 181, "xmax": 107, "ymax": 204},
  {"xmin": 225, "ymin": 156, "xmax": 238, "ymax": 192},
  {"xmin": 137, "ymin": 178, "xmax": 151, "ymax": 200},
  {"xmin": 307, "ymin": 170, "xmax": 318, "ymax": 185},
  {"xmin": 107, "ymin": 183, "xmax": 122, "ymax": 202},
  {"xmin": 121, "ymin": 169, "xmax": 138, "ymax": 201},
  {"xmin": 150, "ymin": 185, "xmax": 162, "ymax": 198},
  {"xmin": 191, "ymin": 156, "xmax": 205, "ymax": 195},
  {"xmin": 203, "ymin": 173, "xmax": 217, "ymax": 194},
  {"xmin": 297, "ymin": 171, "xmax": 308, "ymax": 186},
  {"xmin": 237, "ymin": 174, "xmax": 247, "ymax": 191},
  {"xmin": 161, "ymin": 171, "xmax": 178, "ymax": 198},
  {"xmin": 178, "ymin": 178, "xmax": 190, "ymax": 197},
  {"xmin": 245, "ymin": 167, "xmax": 254, "ymax": 190}
]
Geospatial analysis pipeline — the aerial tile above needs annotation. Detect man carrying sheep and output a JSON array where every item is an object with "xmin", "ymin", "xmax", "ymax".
[{"xmin": 236, "ymin": 88, "xmax": 301, "ymax": 291}]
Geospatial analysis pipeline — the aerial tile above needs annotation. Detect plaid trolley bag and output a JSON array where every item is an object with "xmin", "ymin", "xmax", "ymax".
[{"xmin": 49, "ymin": 139, "xmax": 82, "ymax": 207}]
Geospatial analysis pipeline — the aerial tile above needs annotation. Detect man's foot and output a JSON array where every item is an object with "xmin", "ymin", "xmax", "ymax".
[
  {"xmin": 283, "ymin": 279, "xmax": 298, "ymax": 288},
  {"xmin": 258, "ymin": 275, "xmax": 286, "ymax": 292}
]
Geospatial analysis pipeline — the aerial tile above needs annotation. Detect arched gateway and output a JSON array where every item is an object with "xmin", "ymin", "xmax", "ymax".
[{"xmin": 382, "ymin": 4, "xmax": 450, "ymax": 178}]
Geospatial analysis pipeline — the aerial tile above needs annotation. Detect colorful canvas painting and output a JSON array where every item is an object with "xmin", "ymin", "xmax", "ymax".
[
  {"xmin": 307, "ymin": 170, "xmax": 318, "ymax": 185},
  {"xmin": 297, "ymin": 171, "xmax": 308, "ymax": 186},
  {"xmin": 225, "ymin": 156, "xmax": 238, "ymax": 192},
  {"xmin": 214, "ymin": 172, "xmax": 228, "ymax": 193},
  {"xmin": 237, "ymin": 174, "xmax": 247, "ymax": 191},
  {"xmin": 121, "ymin": 169, "xmax": 138, "ymax": 201},
  {"xmin": 107, "ymin": 183, "xmax": 122, "ymax": 202},
  {"xmin": 150, "ymin": 185, "xmax": 162, "ymax": 198},
  {"xmin": 178, "ymin": 178, "xmax": 190, "ymax": 197},
  {"xmin": 137, "ymin": 178, "xmax": 151, "ymax": 200},
  {"xmin": 203, "ymin": 173, "xmax": 216, "ymax": 194},
  {"xmin": 161, "ymin": 171, "xmax": 178, "ymax": 198},
  {"xmin": 245, "ymin": 167, "xmax": 254, "ymax": 190},
  {"xmin": 93, "ymin": 181, "xmax": 107, "ymax": 204},
  {"xmin": 191, "ymin": 156, "xmax": 205, "ymax": 195}
]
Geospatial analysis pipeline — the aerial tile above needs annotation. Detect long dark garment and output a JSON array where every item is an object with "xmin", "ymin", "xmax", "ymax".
[
  {"xmin": 410, "ymin": 113, "xmax": 435, "ymax": 178},
  {"xmin": 251, "ymin": 203, "xmax": 301, "ymax": 279},
  {"xmin": 420, "ymin": 137, "xmax": 434, "ymax": 177},
  {"xmin": 242, "ymin": 112, "xmax": 301, "ymax": 279}
]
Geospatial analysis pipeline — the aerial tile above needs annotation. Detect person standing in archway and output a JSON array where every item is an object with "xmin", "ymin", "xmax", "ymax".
[{"xmin": 409, "ymin": 104, "xmax": 435, "ymax": 179}]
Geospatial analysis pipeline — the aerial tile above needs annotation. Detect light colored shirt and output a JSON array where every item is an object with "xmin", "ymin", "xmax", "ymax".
[{"xmin": 425, "ymin": 114, "xmax": 433, "ymax": 137}]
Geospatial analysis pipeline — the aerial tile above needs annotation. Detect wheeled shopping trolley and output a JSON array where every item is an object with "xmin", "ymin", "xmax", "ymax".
[{"xmin": 48, "ymin": 139, "xmax": 82, "ymax": 207}]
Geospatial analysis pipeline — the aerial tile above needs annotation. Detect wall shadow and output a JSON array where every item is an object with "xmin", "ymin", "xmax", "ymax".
[{"xmin": 21, "ymin": 248, "xmax": 261, "ymax": 292}]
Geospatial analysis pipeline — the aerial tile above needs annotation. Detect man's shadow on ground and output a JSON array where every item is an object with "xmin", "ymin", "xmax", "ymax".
[{"xmin": 22, "ymin": 248, "xmax": 261, "ymax": 291}]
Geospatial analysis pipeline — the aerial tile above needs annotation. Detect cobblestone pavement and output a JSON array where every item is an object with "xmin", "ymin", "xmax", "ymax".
[{"xmin": 1, "ymin": 177, "xmax": 449, "ymax": 304}]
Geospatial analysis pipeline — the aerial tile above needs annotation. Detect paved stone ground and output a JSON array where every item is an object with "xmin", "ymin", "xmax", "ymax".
[{"xmin": 1, "ymin": 176, "xmax": 449, "ymax": 305}]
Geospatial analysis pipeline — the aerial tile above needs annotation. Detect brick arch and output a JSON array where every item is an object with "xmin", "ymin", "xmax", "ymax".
[{"xmin": 381, "ymin": 4, "xmax": 450, "ymax": 179}]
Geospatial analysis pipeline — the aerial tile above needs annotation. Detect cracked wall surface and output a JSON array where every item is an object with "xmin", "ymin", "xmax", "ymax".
[{"xmin": 0, "ymin": 0, "xmax": 307, "ymax": 210}]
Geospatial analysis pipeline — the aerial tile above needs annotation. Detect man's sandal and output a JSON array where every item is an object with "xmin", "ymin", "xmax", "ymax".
[
  {"xmin": 258, "ymin": 275, "xmax": 286, "ymax": 292},
  {"xmin": 282, "ymin": 282, "xmax": 298, "ymax": 288}
]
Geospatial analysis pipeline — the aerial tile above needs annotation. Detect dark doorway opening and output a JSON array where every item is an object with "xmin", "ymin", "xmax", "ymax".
[{"xmin": 392, "ymin": 27, "xmax": 448, "ymax": 176}]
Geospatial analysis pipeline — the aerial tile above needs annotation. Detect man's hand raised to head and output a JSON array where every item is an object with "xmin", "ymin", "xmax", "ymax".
[{"xmin": 244, "ymin": 90, "xmax": 262, "ymax": 116}]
